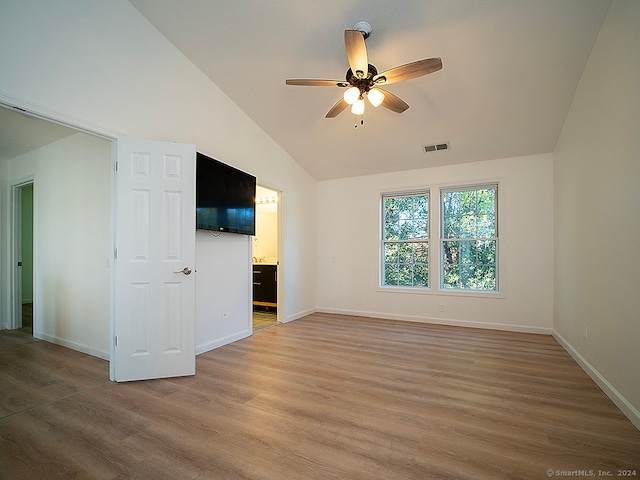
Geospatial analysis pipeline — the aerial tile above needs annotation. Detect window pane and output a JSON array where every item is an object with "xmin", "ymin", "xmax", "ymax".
[
  {"xmin": 443, "ymin": 264, "xmax": 459, "ymax": 289},
  {"xmin": 443, "ymin": 215, "xmax": 459, "ymax": 239},
  {"xmin": 459, "ymin": 265, "xmax": 474, "ymax": 289},
  {"xmin": 398, "ymin": 263, "xmax": 414, "ymax": 286},
  {"xmin": 476, "ymin": 188, "xmax": 495, "ymax": 215},
  {"xmin": 413, "ymin": 218, "xmax": 428, "ymax": 239},
  {"xmin": 384, "ymin": 243, "xmax": 399, "ymax": 263},
  {"xmin": 413, "ymin": 263, "xmax": 428, "ymax": 287},
  {"xmin": 399, "ymin": 219, "xmax": 414, "ymax": 240},
  {"xmin": 442, "ymin": 240, "xmax": 458, "ymax": 269},
  {"xmin": 384, "ymin": 220, "xmax": 398, "ymax": 240},
  {"xmin": 414, "ymin": 242, "xmax": 429, "ymax": 264},
  {"xmin": 384, "ymin": 263, "xmax": 399, "ymax": 285},
  {"xmin": 443, "ymin": 191, "xmax": 460, "ymax": 217},
  {"xmin": 397, "ymin": 242, "xmax": 413, "ymax": 263},
  {"xmin": 383, "ymin": 198, "xmax": 400, "ymax": 240},
  {"xmin": 476, "ymin": 214, "xmax": 495, "ymax": 239},
  {"xmin": 473, "ymin": 265, "xmax": 496, "ymax": 290},
  {"xmin": 458, "ymin": 240, "xmax": 476, "ymax": 265},
  {"xmin": 476, "ymin": 240, "xmax": 496, "ymax": 265}
]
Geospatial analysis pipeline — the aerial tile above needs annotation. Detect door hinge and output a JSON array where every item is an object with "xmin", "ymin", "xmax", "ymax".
[
  {"xmin": 115, "ymin": 161, "xmax": 118, "ymax": 172},
  {"xmin": 114, "ymin": 335, "xmax": 118, "ymax": 347},
  {"xmin": 114, "ymin": 248, "xmax": 118, "ymax": 259}
]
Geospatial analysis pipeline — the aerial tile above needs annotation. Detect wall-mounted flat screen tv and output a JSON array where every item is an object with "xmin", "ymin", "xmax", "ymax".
[{"xmin": 196, "ymin": 152, "xmax": 256, "ymax": 236}]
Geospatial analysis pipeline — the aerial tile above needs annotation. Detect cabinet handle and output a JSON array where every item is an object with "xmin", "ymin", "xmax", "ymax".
[{"xmin": 253, "ymin": 282, "xmax": 261, "ymax": 286}]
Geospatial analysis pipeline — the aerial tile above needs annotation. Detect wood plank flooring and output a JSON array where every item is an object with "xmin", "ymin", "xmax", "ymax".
[{"xmin": 1, "ymin": 313, "xmax": 639, "ymax": 479}]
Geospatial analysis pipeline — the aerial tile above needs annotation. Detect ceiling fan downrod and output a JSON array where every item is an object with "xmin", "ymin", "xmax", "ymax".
[{"xmin": 352, "ymin": 21, "xmax": 372, "ymax": 39}]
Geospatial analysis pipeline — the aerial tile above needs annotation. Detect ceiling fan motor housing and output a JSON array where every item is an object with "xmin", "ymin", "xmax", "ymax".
[{"xmin": 346, "ymin": 64, "xmax": 379, "ymax": 95}]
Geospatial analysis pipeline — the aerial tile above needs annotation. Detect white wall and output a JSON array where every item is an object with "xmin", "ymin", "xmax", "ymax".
[
  {"xmin": 553, "ymin": 0, "xmax": 640, "ymax": 427},
  {"xmin": 253, "ymin": 203, "xmax": 278, "ymax": 262},
  {"xmin": 7, "ymin": 133, "xmax": 112, "ymax": 358},
  {"xmin": 0, "ymin": 0, "xmax": 318, "ymax": 353},
  {"xmin": 317, "ymin": 154, "xmax": 554, "ymax": 333},
  {"xmin": 195, "ymin": 231, "xmax": 252, "ymax": 354}
]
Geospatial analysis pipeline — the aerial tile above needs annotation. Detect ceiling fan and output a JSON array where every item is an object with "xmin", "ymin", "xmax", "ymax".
[{"xmin": 285, "ymin": 21, "xmax": 442, "ymax": 120}]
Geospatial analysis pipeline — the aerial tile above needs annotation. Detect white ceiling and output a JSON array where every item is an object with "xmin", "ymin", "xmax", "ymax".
[
  {"xmin": 129, "ymin": 0, "xmax": 611, "ymax": 180},
  {"xmin": 1, "ymin": 2, "xmax": 611, "ymax": 181}
]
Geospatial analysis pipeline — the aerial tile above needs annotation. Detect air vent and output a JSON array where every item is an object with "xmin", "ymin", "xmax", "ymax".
[{"xmin": 423, "ymin": 142, "xmax": 450, "ymax": 153}]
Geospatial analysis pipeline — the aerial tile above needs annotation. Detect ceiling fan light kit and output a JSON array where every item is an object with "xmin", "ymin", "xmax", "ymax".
[{"xmin": 285, "ymin": 21, "xmax": 442, "ymax": 124}]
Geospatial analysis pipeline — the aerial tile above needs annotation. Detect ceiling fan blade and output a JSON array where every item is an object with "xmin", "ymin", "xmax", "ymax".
[
  {"xmin": 325, "ymin": 98, "xmax": 349, "ymax": 118},
  {"xmin": 286, "ymin": 79, "xmax": 347, "ymax": 87},
  {"xmin": 378, "ymin": 89, "xmax": 409, "ymax": 114},
  {"xmin": 374, "ymin": 57, "xmax": 442, "ymax": 85},
  {"xmin": 344, "ymin": 30, "xmax": 368, "ymax": 78}
]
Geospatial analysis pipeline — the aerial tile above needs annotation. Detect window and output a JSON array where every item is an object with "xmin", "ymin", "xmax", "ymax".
[
  {"xmin": 441, "ymin": 185, "xmax": 498, "ymax": 291},
  {"xmin": 382, "ymin": 192, "xmax": 429, "ymax": 287}
]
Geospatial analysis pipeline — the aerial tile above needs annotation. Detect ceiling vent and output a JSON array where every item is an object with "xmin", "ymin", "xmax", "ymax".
[{"xmin": 423, "ymin": 142, "xmax": 450, "ymax": 153}]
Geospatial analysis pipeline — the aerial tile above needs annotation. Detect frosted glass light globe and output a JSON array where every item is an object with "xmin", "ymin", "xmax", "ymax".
[
  {"xmin": 367, "ymin": 88, "xmax": 385, "ymax": 107},
  {"xmin": 351, "ymin": 98, "xmax": 365, "ymax": 115},
  {"xmin": 343, "ymin": 87, "xmax": 360, "ymax": 105}
]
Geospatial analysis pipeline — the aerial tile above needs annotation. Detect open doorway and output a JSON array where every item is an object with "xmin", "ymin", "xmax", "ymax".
[
  {"xmin": 12, "ymin": 182, "xmax": 34, "ymax": 334},
  {"xmin": 252, "ymin": 185, "xmax": 280, "ymax": 332},
  {"xmin": 1, "ymin": 103, "xmax": 113, "ymax": 359}
]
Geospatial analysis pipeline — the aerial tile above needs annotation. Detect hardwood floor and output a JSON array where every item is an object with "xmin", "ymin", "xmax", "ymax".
[{"xmin": 1, "ymin": 313, "xmax": 639, "ymax": 479}]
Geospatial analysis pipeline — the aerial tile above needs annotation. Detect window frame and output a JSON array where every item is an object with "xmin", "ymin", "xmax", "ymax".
[
  {"xmin": 380, "ymin": 190, "xmax": 431, "ymax": 290},
  {"xmin": 439, "ymin": 183, "xmax": 499, "ymax": 293},
  {"xmin": 378, "ymin": 182, "xmax": 503, "ymax": 297}
]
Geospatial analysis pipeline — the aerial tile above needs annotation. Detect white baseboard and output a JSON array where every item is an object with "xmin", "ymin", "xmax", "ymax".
[
  {"xmin": 553, "ymin": 330, "xmax": 640, "ymax": 430},
  {"xmin": 196, "ymin": 329, "xmax": 251, "ymax": 355},
  {"xmin": 317, "ymin": 307, "xmax": 552, "ymax": 335},
  {"xmin": 35, "ymin": 332, "xmax": 109, "ymax": 361},
  {"xmin": 284, "ymin": 307, "xmax": 317, "ymax": 324},
  {"xmin": 195, "ymin": 308, "xmax": 317, "ymax": 355}
]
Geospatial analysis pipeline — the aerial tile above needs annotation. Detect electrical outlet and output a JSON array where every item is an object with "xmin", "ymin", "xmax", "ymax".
[
  {"xmin": 439, "ymin": 304, "xmax": 445, "ymax": 312},
  {"xmin": 222, "ymin": 310, "xmax": 229, "ymax": 322},
  {"xmin": 583, "ymin": 325, "xmax": 588, "ymax": 339}
]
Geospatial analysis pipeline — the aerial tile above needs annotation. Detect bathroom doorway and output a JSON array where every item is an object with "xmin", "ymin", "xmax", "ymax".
[{"xmin": 252, "ymin": 186, "xmax": 280, "ymax": 332}]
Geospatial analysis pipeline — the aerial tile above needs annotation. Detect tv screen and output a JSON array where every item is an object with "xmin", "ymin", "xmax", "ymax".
[{"xmin": 196, "ymin": 152, "xmax": 256, "ymax": 236}]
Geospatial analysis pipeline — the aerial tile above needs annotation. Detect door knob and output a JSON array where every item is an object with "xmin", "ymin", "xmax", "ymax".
[{"xmin": 174, "ymin": 267, "xmax": 192, "ymax": 275}]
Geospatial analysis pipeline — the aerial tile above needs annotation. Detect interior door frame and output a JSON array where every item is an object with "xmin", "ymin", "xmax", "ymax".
[
  {"xmin": 9, "ymin": 178, "xmax": 34, "ymax": 330},
  {"xmin": 255, "ymin": 183, "xmax": 284, "ymax": 325},
  {"xmin": 0, "ymin": 94, "xmax": 120, "ymax": 340}
]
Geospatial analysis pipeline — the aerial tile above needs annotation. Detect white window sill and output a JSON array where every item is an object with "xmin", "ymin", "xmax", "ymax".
[{"xmin": 377, "ymin": 286, "xmax": 505, "ymax": 299}]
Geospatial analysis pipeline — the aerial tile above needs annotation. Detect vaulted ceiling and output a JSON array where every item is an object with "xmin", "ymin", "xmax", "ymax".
[
  {"xmin": 2, "ymin": 1, "xmax": 612, "ymax": 181},
  {"xmin": 129, "ymin": 0, "xmax": 611, "ymax": 180}
]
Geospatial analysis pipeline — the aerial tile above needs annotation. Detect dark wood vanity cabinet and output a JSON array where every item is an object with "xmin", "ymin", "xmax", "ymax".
[{"xmin": 253, "ymin": 264, "xmax": 277, "ymax": 307}]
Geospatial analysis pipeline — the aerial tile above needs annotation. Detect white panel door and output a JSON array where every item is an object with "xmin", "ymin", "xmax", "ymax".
[{"xmin": 112, "ymin": 139, "xmax": 196, "ymax": 382}]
